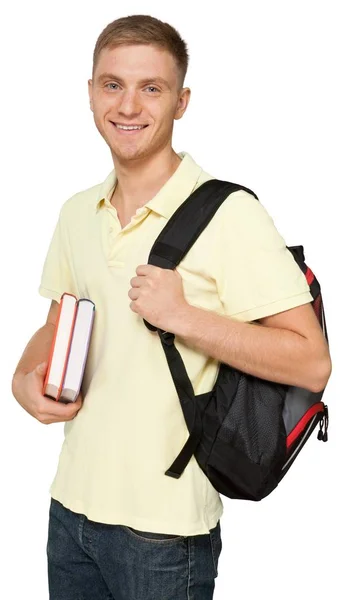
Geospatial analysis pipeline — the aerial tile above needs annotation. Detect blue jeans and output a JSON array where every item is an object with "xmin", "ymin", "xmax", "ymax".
[{"xmin": 47, "ymin": 498, "xmax": 222, "ymax": 599}]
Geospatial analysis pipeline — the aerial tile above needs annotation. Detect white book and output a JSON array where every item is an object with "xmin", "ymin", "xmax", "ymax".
[{"xmin": 59, "ymin": 299, "xmax": 95, "ymax": 403}]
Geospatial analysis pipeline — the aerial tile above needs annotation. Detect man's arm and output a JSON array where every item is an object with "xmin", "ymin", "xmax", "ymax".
[
  {"xmin": 12, "ymin": 300, "xmax": 59, "ymax": 383},
  {"xmin": 171, "ymin": 301, "xmax": 331, "ymax": 393},
  {"xmin": 129, "ymin": 266, "xmax": 332, "ymax": 394}
]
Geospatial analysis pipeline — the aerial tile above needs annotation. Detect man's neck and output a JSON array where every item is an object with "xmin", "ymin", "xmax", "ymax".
[{"xmin": 110, "ymin": 147, "xmax": 182, "ymax": 221}]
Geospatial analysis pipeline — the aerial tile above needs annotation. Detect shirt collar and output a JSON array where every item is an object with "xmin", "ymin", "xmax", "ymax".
[{"xmin": 95, "ymin": 152, "xmax": 204, "ymax": 219}]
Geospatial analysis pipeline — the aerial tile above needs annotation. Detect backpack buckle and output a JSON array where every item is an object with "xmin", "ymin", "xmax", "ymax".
[{"xmin": 159, "ymin": 330, "xmax": 175, "ymax": 346}]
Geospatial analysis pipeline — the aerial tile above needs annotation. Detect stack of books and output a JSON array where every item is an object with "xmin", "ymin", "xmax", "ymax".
[{"xmin": 43, "ymin": 293, "xmax": 95, "ymax": 403}]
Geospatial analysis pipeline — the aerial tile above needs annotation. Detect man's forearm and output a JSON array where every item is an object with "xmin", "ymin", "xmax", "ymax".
[
  {"xmin": 171, "ymin": 305, "xmax": 327, "ymax": 392},
  {"xmin": 12, "ymin": 323, "xmax": 55, "ymax": 388}
]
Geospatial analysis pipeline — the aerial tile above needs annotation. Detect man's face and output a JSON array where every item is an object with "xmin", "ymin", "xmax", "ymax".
[{"xmin": 88, "ymin": 44, "xmax": 190, "ymax": 162}]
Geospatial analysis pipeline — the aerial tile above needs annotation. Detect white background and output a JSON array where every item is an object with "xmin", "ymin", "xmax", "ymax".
[{"xmin": 1, "ymin": 1, "xmax": 343, "ymax": 598}]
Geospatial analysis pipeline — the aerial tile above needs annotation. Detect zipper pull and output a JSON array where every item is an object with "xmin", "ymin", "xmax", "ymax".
[
  {"xmin": 322, "ymin": 405, "xmax": 329, "ymax": 442},
  {"xmin": 317, "ymin": 416, "xmax": 324, "ymax": 441}
]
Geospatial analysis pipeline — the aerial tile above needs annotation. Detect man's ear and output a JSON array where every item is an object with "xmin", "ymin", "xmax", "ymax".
[
  {"xmin": 174, "ymin": 87, "xmax": 191, "ymax": 121},
  {"xmin": 88, "ymin": 79, "xmax": 94, "ymax": 112}
]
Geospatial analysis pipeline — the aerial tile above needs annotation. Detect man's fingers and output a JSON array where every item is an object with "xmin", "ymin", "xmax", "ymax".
[
  {"xmin": 128, "ymin": 288, "xmax": 140, "ymax": 300},
  {"xmin": 135, "ymin": 264, "xmax": 150, "ymax": 276},
  {"xmin": 42, "ymin": 395, "xmax": 82, "ymax": 417},
  {"xmin": 130, "ymin": 276, "xmax": 141, "ymax": 288},
  {"xmin": 136, "ymin": 264, "xmax": 161, "ymax": 276},
  {"xmin": 36, "ymin": 362, "xmax": 47, "ymax": 375}
]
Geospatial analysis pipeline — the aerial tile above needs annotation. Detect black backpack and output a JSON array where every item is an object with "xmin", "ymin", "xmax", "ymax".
[{"xmin": 144, "ymin": 179, "xmax": 329, "ymax": 501}]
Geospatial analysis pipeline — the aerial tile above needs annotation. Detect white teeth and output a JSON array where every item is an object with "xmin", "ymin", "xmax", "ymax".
[{"xmin": 115, "ymin": 124, "xmax": 146, "ymax": 130}]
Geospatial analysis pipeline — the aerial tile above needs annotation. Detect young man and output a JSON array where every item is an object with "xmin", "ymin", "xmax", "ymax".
[{"xmin": 12, "ymin": 14, "xmax": 331, "ymax": 600}]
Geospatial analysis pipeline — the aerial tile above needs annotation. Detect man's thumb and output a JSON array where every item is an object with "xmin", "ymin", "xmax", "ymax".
[{"xmin": 36, "ymin": 362, "xmax": 47, "ymax": 375}]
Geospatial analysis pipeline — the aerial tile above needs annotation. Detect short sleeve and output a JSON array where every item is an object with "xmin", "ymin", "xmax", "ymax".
[
  {"xmin": 38, "ymin": 205, "xmax": 77, "ymax": 303},
  {"xmin": 216, "ymin": 191, "xmax": 313, "ymax": 322}
]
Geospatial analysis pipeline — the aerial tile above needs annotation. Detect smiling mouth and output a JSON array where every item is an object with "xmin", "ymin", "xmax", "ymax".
[{"xmin": 110, "ymin": 122, "xmax": 149, "ymax": 132}]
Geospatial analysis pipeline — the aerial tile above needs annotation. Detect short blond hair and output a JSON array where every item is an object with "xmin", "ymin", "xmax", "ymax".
[{"xmin": 92, "ymin": 14, "xmax": 189, "ymax": 88}]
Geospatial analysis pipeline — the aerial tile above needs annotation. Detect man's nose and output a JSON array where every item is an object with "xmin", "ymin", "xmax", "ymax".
[{"xmin": 117, "ymin": 90, "xmax": 142, "ymax": 117}]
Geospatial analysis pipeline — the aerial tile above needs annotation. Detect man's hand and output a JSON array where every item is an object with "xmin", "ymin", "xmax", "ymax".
[
  {"xmin": 128, "ymin": 264, "xmax": 189, "ymax": 331},
  {"xmin": 12, "ymin": 362, "xmax": 83, "ymax": 424}
]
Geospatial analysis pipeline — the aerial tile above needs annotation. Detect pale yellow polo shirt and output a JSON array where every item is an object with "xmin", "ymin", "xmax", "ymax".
[{"xmin": 38, "ymin": 151, "xmax": 313, "ymax": 535}]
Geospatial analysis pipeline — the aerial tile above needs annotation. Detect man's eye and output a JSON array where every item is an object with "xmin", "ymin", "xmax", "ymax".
[{"xmin": 104, "ymin": 83, "xmax": 159, "ymax": 92}]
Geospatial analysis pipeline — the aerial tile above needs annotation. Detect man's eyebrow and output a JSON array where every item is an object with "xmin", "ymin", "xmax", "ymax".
[{"xmin": 96, "ymin": 73, "xmax": 171, "ymax": 89}]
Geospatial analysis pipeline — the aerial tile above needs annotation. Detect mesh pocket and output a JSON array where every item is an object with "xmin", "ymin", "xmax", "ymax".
[{"xmin": 217, "ymin": 372, "xmax": 286, "ymax": 469}]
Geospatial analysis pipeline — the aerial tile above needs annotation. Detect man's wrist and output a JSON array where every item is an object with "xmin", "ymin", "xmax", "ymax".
[{"xmin": 168, "ymin": 303, "xmax": 200, "ymax": 339}]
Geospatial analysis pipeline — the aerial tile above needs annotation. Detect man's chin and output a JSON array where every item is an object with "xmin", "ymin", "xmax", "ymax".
[{"xmin": 110, "ymin": 145, "xmax": 149, "ymax": 162}]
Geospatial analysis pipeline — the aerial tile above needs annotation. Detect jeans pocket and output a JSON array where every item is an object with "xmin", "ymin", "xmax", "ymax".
[
  {"xmin": 209, "ymin": 520, "xmax": 222, "ymax": 577},
  {"xmin": 123, "ymin": 526, "xmax": 186, "ymax": 543}
]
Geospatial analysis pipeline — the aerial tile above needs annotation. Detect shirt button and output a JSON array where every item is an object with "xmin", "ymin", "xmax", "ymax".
[{"xmin": 109, "ymin": 227, "xmax": 113, "ymax": 233}]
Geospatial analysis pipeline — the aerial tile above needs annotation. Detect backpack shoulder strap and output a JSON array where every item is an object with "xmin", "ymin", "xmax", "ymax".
[
  {"xmin": 147, "ymin": 179, "xmax": 258, "ymax": 270},
  {"xmin": 144, "ymin": 180, "xmax": 258, "ymax": 479}
]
